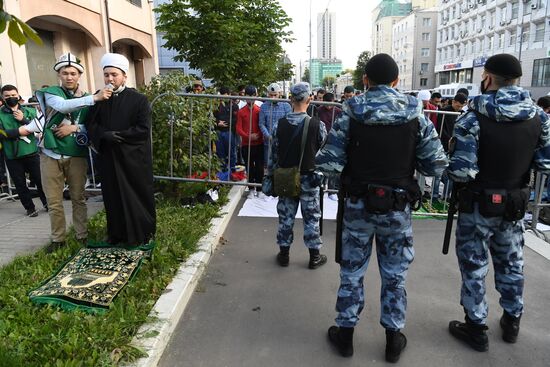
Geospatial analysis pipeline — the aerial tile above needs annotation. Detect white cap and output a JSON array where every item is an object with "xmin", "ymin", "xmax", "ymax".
[
  {"xmin": 100, "ymin": 53, "xmax": 129, "ymax": 74},
  {"xmin": 267, "ymin": 83, "xmax": 282, "ymax": 93},
  {"xmin": 417, "ymin": 89, "xmax": 431, "ymax": 101},
  {"xmin": 53, "ymin": 52, "xmax": 84, "ymax": 73}
]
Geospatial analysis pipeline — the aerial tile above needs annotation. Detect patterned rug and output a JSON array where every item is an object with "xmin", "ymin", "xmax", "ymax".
[{"xmin": 29, "ymin": 246, "xmax": 149, "ymax": 314}]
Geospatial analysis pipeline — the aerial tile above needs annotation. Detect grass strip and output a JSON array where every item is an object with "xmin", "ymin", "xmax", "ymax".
[{"xmin": 0, "ymin": 196, "xmax": 226, "ymax": 366}]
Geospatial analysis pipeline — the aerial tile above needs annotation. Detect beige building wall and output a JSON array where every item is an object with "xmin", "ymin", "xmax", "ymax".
[{"xmin": 0, "ymin": 0, "xmax": 159, "ymax": 98}]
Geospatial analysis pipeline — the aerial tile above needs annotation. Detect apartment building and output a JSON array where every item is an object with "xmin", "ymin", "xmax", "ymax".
[
  {"xmin": 0, "ymin": 0, "xmax": 159, "ymax": 98},
  {"xmin": 435, "ymin": 0, "xmax": 550, "ymax": 99},
  {"xmin": 393, "ymin": 8, "xmax": 438, "ymax": 90}
]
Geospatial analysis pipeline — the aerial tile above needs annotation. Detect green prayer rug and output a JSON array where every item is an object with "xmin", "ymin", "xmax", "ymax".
[{"xmin": 29, "ymin": 246, "xmax": 147, "ymax": 314}]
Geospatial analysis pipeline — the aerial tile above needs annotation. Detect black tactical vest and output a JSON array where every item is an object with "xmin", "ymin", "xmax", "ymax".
[
  {"xmin": 342, "ymin": 118, "xmax": 419, "ymax": 192},
  {"xmin": 472, "ymin": 110, "xmax": 542, "ymax": 190},
  {"xmin": 277, "ymin": 116, "xmax": 321, "ymax": 173}
]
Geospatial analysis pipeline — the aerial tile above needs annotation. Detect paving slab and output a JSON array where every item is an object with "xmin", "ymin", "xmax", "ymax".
[
  {"xmin": 0, "ymin": 196, "xmax": 103, "ymax": 266},
  {"xmin": 159, "ymin": 203, "xmax": 550, "ymax": 367}
]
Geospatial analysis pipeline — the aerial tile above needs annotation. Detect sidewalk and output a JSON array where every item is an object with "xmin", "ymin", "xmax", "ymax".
[
  {"xmin": 158, "ymin": 200, "xmax": 550, "ymax": 367},
  {"xmin": 0, "ymin": 196, "xmax": 103, "ymax": 267}
]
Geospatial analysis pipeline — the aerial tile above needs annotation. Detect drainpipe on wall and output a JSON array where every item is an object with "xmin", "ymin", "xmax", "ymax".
[{"xmin": 105, "ymin": 0, "xmax": 113, "ymax": 52}]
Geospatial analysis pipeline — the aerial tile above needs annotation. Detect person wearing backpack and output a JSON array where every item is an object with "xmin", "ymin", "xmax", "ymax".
[{"xmin": 262, "ymin": 82, "xmax": 328, "ymax": 269}]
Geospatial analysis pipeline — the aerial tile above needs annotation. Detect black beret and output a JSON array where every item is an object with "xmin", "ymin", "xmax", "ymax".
[
  {"xmin": 364, "ymin": 53, "xmax": 399, "ymax": 85},
  {"xmin": 484, "ymin": 53, "xmax": 522, "ymax": 79}
]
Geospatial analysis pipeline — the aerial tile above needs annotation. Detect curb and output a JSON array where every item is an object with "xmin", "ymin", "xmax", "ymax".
[
  {"xmin": 129, "ymin": 185, "xmax": 245, "ymax": 367},
  {"xmin": 525, "ymin": 230, "xmax": 550, "ymax": 260}
]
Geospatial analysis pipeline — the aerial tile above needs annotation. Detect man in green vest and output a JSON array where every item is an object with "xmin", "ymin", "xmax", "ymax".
[
  {"xmin": 18, "ymin": 52, "xmax": 112, "ymax": 252},
  {"xmin": 0, "ymin": 84, "xmax": 47, "ymax": 216}
]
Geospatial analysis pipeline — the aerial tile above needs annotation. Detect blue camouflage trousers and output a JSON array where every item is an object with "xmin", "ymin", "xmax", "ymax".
[
  {"xmin": 276, "ymin": 174, "xmax": 322, "ymax": 249},
  {"xmin": 336, "ymin": 199, "xmax": 414, "ymax": 331},
  {"xmin": 455, "ymin": 205, "xmax": 524, "ymax": 324}
]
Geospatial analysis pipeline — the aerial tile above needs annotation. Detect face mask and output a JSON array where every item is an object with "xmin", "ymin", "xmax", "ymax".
[
  {"xmin": 4, "ymin": 97, "xmax": 19, "ymax": 108},
  {"xmin": 480, "ymin": 78, "xmax": 488, "ymax": 94}
]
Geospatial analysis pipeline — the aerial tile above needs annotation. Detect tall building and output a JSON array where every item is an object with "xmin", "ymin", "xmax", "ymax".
[
  {"xmin": 435, "ymin": 0, "xmax": 550, "ymax": 99},
  {"xmin": 393, "ymin": 8, "xmax": 438, "ymax": 90},
  {"xmin": 372, "ymin": 0, "xmax": 437, "ymax": 56},
  {"xmin": 0, "ymin": 0, "xmax": 159, "ymax": 98},
  {"xmin": 372, "ymin": 0, "xmax": 413, "ymax": 55},
  {"xmin": 317, "ymin": 11, "xmax": 336, "ymax": 59}
]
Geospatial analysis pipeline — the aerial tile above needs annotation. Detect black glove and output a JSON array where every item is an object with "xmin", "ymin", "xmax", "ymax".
[{"xmin": 102, "ymin": 131, "xmax": 125, "ymax": 144}]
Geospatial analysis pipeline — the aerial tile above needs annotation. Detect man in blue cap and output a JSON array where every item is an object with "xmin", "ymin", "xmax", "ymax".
[
  {"xmin": 447, "ymin": 53, "xmax": 550, "ymax": 351},
  {"xmin": 262, "ymin": 82, "xmax": 328, "ymax": 269},
  {"xmin": 317, "ymin": 53, "xmax": 447, "ymax": 362}
]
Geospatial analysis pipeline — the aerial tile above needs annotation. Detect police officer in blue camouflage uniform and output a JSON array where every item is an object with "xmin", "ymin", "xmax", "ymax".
[
  {"xmin": 262, "ymin": 82, "xmax": 328, "ymax": 269},
  {"xmin": 316, "ymin": 53, "xmax": 448, "ymax": 362},
  {"xmin": 447, "ymin": 53, "xmax": 550, "ymax": 352}
]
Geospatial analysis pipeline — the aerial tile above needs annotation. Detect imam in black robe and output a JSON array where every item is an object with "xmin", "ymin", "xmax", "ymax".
[{"xmin": 86, "ymin": 87, "xmax": 156, "ymax": 246}]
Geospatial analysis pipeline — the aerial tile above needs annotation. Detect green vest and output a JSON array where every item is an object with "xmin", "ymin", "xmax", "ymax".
[
  {"xmin": 0, "ymin": 107, "xmax": 39, "ymax": 160},
  {"xmin": 39, "ymin": 86, "xmax": 88, "ymax": 157}
]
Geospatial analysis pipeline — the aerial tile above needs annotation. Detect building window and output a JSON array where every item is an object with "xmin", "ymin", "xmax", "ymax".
[
  {"xmin": 127, "ymin": 0, "xmax": 142, "ymax": 6},
  {"xmin": 488, "ymin": 35, "xmax": 494, "ymax": 50},
  {"xmin": 422, "ymin": 32, "xmax": 431, "ymax": 41},
  {"xmin": 421, "ymin": 48, "xmax": 430, "ymax": 57},
  {"xmin": 532, "ymin": 58, "xmax": 550, "ymax": 87},
  {"xmin": 481, "ymin": 15, "xmax": 486, "ymax": 29},
  {"xmin": 511, "ymin": 1, "xmax": 519, "ymax": 19},
  {"xmin": 535, "ymin": 22, "xmax": 545, "ymax": 42},
  {"xmin": 421, "ymin": 63, "xmax": 429, "ymax": 72},
  {"xmin": 490, "ymin": 11, "xmax": 495, "ymax": 27},
  {"xmin": 509, "ymin": 30, "xmax": 516, "ymax": 46},
  {"xmin": 420, "ymin": 78, "xmax": 428, "ymax": 86},
  {"xmin": 523, "ymin": 1, "xmax": 531, "ymax": 15},
  {"xmin": 423, "ymin": 18, "xmax": 432, "ymax": 27},
  {"xmin": 498, "ymin": 33, "xmax": 504, "ymax": 48},
  {"xmin": 521, "ymin": 27, "xmax": 529, "ymax": 43}
]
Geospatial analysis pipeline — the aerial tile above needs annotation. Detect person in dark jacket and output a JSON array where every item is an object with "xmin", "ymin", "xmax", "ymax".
[{"xmin": 214, "ymin": 86, "xmax": 239, "ymax": 176}]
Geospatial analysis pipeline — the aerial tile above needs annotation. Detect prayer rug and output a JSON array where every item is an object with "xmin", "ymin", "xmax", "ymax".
[{"xmin": 29, "ymin": 246, "xmax": 147, "ymax": 314}]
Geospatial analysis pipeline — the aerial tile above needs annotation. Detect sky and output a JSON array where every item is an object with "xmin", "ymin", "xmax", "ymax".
[{"xmin": 277, "ymin": 0, "xmax": 380, "ymax": 75}]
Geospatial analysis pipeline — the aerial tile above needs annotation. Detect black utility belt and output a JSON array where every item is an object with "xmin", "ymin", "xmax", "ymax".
[
  {"xmin": 346, "ymin": 184, "xmax": 412, "ymax": 214},
  {"xmin": 458, "ymin": 187, "xmax": 530, "ymax": 221}
]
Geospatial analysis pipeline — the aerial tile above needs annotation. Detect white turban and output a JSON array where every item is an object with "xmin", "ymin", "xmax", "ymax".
[
  {"xmin": 417, "ymin": 90, "xmax": 432, "ymax": 101},
  {"xmin": 100, "ymin": 53, "xmax": 129, "ymax": 74}
]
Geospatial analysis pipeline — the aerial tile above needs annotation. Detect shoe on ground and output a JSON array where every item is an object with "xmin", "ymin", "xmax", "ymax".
[
  {"xmin": 247, "ymin": 191, "xmax": 255, "ymax": 200},
  {"xmin": 26, "ymin": 208, "xmax": 38, "ymax": 217},
  {"xmin": 257, "ymin": 191, "xmax": 268, "ymax": 201},
  {"xmin": 45, "ymin": 241, "xmax": 66, "ymax": 254},
  {"xmin": 277, "ymin": 246, "xmax": 289, "ymax": 267},
  {"xmin": 328, "ymin": 326, "xmax": 354, "ymax": 357},
  {"xmin": 328, "ymin": 193, "xmax": 338, "ymax": 201},
  {"xmin": 385, "ymin": 329, "xmax": 407, "ymax": 363},
  {"xmin": 448, "ymin": 318, "xmax": 488, "ymax": 352},
  {"xmin": 308, "ymin": 249, "xmax": 327, "ymax": 269},
  {"xmin": 500, "ymin": 311, "xmax": 521, "ymax": 343}
]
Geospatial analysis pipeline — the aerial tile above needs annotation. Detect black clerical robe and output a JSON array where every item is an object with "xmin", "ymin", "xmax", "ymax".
[{"xmin": 86, "ymin": 87, "xmax": 156, "ymax": 246}]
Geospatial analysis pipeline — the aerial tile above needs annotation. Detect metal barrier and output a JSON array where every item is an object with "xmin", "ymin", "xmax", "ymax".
[{"xmin": 146, "ymin": 94, "xmax": 548, "ymax": 229}]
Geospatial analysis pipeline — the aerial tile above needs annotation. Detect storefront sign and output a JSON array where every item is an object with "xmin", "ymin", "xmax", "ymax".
[{"xmin": 473, "ymin": 57, "xmax": 488, "ymax": 67}]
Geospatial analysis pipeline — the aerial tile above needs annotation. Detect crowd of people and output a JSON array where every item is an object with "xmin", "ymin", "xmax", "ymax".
[{"xmin": 2, "ymin": 49, "xmax": 550, "ymax": 363}]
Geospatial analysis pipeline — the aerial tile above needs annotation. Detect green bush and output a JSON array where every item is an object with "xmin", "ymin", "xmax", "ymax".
[{"xmin": 140, "ymin": 72, "xmax": 222, "ymax": 199}]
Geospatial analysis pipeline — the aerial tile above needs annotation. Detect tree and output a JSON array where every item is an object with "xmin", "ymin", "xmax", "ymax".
[
  {"xmin": 353, "ymin": 50, "xmax": 371, "ymax": 90},
  {"xmin": 0, "ymin": 0, "xmax": 42, "ymax": 46},
  {"xmin": 322, "ymin": 76, "xmax": 335, "ymax": 89},
  {"xmin": 275, "ymin": 56, "xmax": 294, "ymax": 83},
  {"xmin": 156, "ymin": 0, "xmax": 292, "ymax": 89},
  {"xmin": 301, "ymin": 67, "xmax": 310, "ymax": 83}
]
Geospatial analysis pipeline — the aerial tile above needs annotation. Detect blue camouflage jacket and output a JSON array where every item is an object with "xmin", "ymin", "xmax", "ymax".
[
  {"xmin": 315, "ymin": 85, "xmax": 448, "ymax": 177},
  {"xmin": 448, "ymin": 86, "xmax": 550, "ymax": 182},
  {"xmin": 267, "ymin": 112, "xmax": 327, "ymax": 175}
]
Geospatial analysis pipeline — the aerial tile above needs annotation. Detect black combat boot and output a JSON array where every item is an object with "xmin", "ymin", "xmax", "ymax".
[
  {"xmin": 308, "ymin": 248, "xmax": 327, "ymax": 269},
  {"xmin": 328, "ymin": 326, "xmax": 354, "ymax": 357},
  {"xmin": 276, "ymin": 246, "xmax": 289, "ymax": 267},
  {"xmin": 500, "ymin": 311, "xmax": 521, "ymax": 343},
  {"xmin": 448, "ymin": 316, "xmax": 489, "ymax": 352},
  {"xmin": 385, "ymin": 329, "xmax": 407, "ymax": 363}
]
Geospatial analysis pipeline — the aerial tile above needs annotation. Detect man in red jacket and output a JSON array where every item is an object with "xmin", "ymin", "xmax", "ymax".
[{"xmin": 236, "ymin": 85, "xmax": 263, "ymax": 197}]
